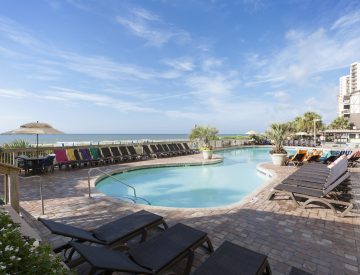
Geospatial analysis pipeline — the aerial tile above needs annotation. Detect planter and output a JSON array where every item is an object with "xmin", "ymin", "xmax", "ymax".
[
  {"xmin": 202, "ymin": 150, "xmax": 213, "ymax": 160},
  {"xmin": 270, "ymin": 153, "xmax": 287, "ymax": 166}
]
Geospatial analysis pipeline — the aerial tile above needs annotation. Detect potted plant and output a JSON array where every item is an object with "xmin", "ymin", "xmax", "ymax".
[
  {"xmin": 189, "ymin": 125, "xmax": 218, "ymax": 160},
  {"xmin": 266, "ymin": 123, "xmax": 289, "ymax": 166}
]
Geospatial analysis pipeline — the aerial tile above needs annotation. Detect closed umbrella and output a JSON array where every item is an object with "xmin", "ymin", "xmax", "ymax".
[{"xmin": 2, "ymin": 121, "xmax": 63, "ymax": 158}]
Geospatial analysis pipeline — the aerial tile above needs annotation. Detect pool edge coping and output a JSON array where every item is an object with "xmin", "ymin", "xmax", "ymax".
[{"xmin": 88, "ymin": 149, "xmax": 279, "ymax": 212}]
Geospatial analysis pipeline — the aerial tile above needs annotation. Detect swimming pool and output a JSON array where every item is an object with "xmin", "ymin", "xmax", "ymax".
[{"xmin": 96, "ymin": 147, "xmax": 274, "ymax": 208}]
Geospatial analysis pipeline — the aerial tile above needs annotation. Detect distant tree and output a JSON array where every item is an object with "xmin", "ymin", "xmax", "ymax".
[
  {"xmin": 189, "ymin": 125, "xmax": 219, "ymax": 147},
  {"xmin": 329, "ymin": 117, "xmax": 350, "ymax": 130},
  {"xmin": 288, "ymin": 112, "xmax": 323, "ymax": 134},
  {"xmin": 3, "ymin": 139, "xmax": 30, "ymax": 148}
]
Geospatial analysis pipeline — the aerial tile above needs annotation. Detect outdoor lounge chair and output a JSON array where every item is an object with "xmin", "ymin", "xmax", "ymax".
[
  {"xmin": 110, "ymin": 147, "xmax": 123, "ymax": 163},
  {"xmin": 167, "ymin": 143, "xmax": 181, "ymax": 155},
  {"xmin": 142, "ymin": 145, "xmax": 157, "ymax": 158},
  {"xmin": 268, "ymin": 157, "xmax": 353, "ymax": 217},
  {"xmin": 177, "ymin": 143, "xmax": 190, "ymax": 154},
  {"xmin": 89, "ymin": 148, "xmax": 105, "ymax": 165},
  {"xmin": 73, "ymin": 149, "xmax": 90, "ymax": 167},
  {"xmin": 347, "ymin": 150, "xmax": 360, "ymax": 167},
  {"xmin": 127, "ymin": 146, "xmax": 143, "ymax": 160},
  {"xmin": 66, "ymin": 149, "xmax": 80, "ymax": 168},
  {"xmin": 119, "ymin": 146, "xmax": 133, "ymax": 161},
  {"xmin": 99, "ymin": 147, "xmax": 113, "ymax": 164},
  {"xmin": 80, "ymin": 148, "xmax": 101, "ymax": 166},
  {"xmin": 38, "ymin": 210, "xmax": 168, "ymax": 262},
  {"xmin": 319, "ymin": 151, "xmax": 339, "ymax": 164},
  {"xmin": 55, "ymin": 149, "xmax": 74, "ymax": 170},
  {"xmin": 183, "ymin": 143, "xmax": 199, "ymax": 154},
  {"xmin": 157, "ymin": 144, "xmax": 172, "ymax": 156},
  {"xmin": 68, "ymin": 223, "xmax": 213, "ymax": 275},
  {"xmin": 173, "ymin": 143, "xmax": 186, "ymax": 155},
  {"xmin": 150, "ymin": 144, "xmax": 167, "ymax": 157},
  {"xmin": 158, "ymin": 144, "xmax": 174, "ymax": 156},
  {"xmin": 286, "ymin": 150, "xmax": 307, "ymax": 166},
  {"xmin": 192, "ymin": 241, "xmax": 271, "ymax": 275}
]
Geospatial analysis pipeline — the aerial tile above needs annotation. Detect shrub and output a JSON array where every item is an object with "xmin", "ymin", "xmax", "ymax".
[{"xmin": 0, "ymin": 210, "xmax": 71, "ymax": 274}]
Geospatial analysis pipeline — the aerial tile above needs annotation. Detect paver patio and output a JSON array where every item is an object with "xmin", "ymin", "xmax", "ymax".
[{"xmin": 2, "ymin": 153, "xmax": 360, "ymax": 274}]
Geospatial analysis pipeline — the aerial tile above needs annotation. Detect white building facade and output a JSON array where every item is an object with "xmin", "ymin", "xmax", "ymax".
[{"xmin": 338, "ymin": 62, "xmax": 360, "ymax": 128}]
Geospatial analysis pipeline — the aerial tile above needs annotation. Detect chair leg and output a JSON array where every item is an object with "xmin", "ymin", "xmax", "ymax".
[{"xmin": 184, "ymin": 249, "xmax": 195, "ymax": 275}]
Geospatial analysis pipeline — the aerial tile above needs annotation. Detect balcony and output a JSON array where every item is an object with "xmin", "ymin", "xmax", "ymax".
[
  {"xmin": 342, "ymin": 109, "xmax": 350, "ymax": 114},
  {"xmin": 343, "ymin": 100, "xmax": 350, "ymax": 104}
]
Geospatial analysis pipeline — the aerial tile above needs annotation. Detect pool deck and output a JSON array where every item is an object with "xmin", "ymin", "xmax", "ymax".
[{"xmin": 4, "ymin": 153, "xmax": 360, "ymax": 274}]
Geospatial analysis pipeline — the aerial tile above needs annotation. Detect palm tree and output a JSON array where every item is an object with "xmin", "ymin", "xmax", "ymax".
[
  {"xmin": 189, "ymin": 125, "xmax": 218, "ymax": 148},
  {"xmin": 329, "ymin": 117, "xmax": 350, "ymax": 129},
  {"xmin": 266, "ymin": 123, "xmax": 289, "ymax": 154}
]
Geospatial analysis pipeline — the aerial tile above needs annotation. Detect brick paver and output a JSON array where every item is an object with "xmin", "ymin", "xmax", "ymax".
[{"xmin": 2, "ymin": 153, "xmax": 360, "ymax": 275}]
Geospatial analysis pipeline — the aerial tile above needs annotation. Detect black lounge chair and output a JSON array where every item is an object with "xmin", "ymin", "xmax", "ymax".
[
  {"xmin": 156, "ymin": 144, "xmax": 171, "ymax": 157},
  {"xmin": 126, "ymin": 146, "xmax": 143, "ymax": 160},
  {"xmin": 192, "ymin": 241, "xmax": 271, "ymax": 275},
  {"xmin": 69, "ymin": 223, "xmax": 213, "ymax": 274},
  {"xmin": 268, "ymin": 157, "xmax": 353, "ymax": 217},
  {"xmin": 38, "ymin": 210, "xmax": 168, "ymax": 261},
  {"xmin": 142, "ymin": 145, "xmax": 157, "ymax": 158},
  {"xmin": 159, "ymin": 144, "xmax": 174, "ymax": 156},
  {"xmin": 119, "ymin": 146, "xmax": 134, "ymax": 161},
  {"xmin": 183, "ymin": 143, "xmax": 198, "ymax": 154},
  {"xmin": 110, "ymin": 147, "xmax": 123, "ymax": 163},
  {"xmin": 172, "ymin": 143, "xmax": 186, "ymax": 155},
  {"xmin": 150, "ymin": 144, "xmax": 167, "ymax": 158},
  {"xmin": 99, "ymin": 147, "xmax": 113, "ymax": 164},
  {"xmin": 177, "ymin": 143, "xmax": 190, "ymax": 154},
  {"xmin": 167, "ymin": 143, "xmax": 180, "ymax": 155}
]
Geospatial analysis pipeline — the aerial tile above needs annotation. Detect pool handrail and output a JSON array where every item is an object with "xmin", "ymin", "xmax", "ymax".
[{"xmin": 88, "ymin": 167, "xmax": 137, "ymax": 199}]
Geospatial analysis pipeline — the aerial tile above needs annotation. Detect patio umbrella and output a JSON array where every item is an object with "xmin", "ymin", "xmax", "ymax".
[
  {"xmin": 2, "ymin": 121, "xmax": 64, "ymax": 158},
  {"xmin": 246, "ymin": 130, "xmax": 257, "ymax": 135}
]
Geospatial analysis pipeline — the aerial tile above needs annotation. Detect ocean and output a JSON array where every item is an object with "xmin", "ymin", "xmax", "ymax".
[{"xmin": 0, "ymin": 134, "xmax": 241, "ymax": 146}]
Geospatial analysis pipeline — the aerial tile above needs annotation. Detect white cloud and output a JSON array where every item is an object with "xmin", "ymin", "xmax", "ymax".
[
  {"xmin": 45, "ymin": 87, "xmax": 159, "ymax": 113},
  {"xmin": 202, "ymin": 57, "xmax": 223, "ymax": 71},
  {"xmin": 0, "ymin": 89, "xmax": 27, "ymax": 99},
  {"xmin": 0, "ymin": 17, "xmax": 40, "ymax": 48},
  {"xmin": 116, "ymin": 7, "xmax": 190, "ymax": 47},
  {"xmin": 331, "ymin": 10, "xmax": 360, "ymax": 30},
  {"xmin": 252, "ymin": 21, "xmax": 360, "ymax": 85},
  {"xmin": 163, "ymin": 57, "xmax": 195, "ymax": 71},
  {"xmin": 265, "ymin": 91, "xmax": 290, "ymax": 102}
]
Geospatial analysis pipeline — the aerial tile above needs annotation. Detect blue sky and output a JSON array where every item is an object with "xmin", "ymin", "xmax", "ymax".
[{"xmin": 0, "ymin": 0, "xmax": 360, "ymax": 134}]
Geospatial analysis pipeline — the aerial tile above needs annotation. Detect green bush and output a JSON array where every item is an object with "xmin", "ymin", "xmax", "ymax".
[{"xmin": 0, "ymin": 210, "xmax": 71, "ymax": 274}]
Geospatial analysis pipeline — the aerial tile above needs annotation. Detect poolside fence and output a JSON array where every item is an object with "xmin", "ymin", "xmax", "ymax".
[{"xmin": 0, "ymin": 139, "xmax": 252, "ymax": 166}]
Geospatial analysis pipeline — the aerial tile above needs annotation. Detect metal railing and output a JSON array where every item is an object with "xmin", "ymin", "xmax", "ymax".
[{"xmin": 87, "ymin": 168, "xmax": 151, "ymax": 205}]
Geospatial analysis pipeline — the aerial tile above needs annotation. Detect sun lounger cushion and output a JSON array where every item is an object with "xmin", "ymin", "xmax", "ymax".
[
  {"xmin": 93, "ymin": 210, "xmax": 163, "ymax": 243},
  {"xmin": 192, "ymin": 241, "xmax": 270, "ymax": 275}
]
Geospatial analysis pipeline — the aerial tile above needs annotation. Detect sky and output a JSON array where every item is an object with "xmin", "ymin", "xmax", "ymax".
[{"xmin": 0, "ymin": 0, "xmax": 360, "ymax": 134}]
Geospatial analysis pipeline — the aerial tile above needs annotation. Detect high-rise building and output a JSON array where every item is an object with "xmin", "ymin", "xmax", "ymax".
[{"xmin": 338, "ymin": 62, "xmax": 360, "ymax": 128}]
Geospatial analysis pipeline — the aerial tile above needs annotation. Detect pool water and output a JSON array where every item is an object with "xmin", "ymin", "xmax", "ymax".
[{"xmin": 96, "ymin": 147, "xmax": 273, "ymax": 208}]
